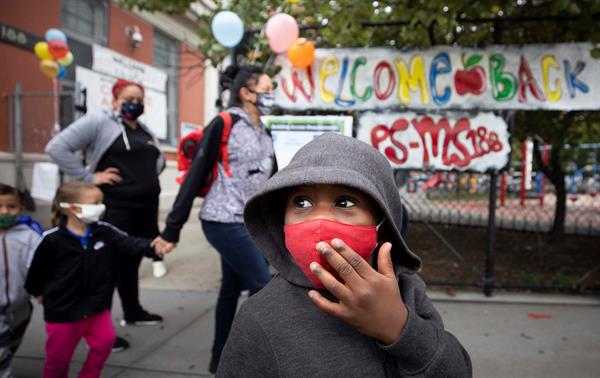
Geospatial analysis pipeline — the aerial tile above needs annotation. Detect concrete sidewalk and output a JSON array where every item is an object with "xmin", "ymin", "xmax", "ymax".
[{"xmin": 10, "ymin": 210, "xmax": 600, "ymax": 377}]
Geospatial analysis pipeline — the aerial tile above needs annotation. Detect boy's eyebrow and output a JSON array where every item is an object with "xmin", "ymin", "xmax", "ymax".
[{"xmin": 287, "ymin": 185, "xmax": 318, "ymax": 194}]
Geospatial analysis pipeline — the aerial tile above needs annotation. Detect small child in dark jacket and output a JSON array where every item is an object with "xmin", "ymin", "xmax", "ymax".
[
  {"xmin": 0, "ymin": 184, "xmax": 43, "ymax": 377},
  {"xmin": 217, "ymin": 133, "xmax": 472, "ymax": 377},
  {"xmin": 25, "ymin": 182, "xmax": 165, "ymax": 378}
]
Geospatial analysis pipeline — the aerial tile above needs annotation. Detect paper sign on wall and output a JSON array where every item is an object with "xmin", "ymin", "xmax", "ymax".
[{"xmin": 262, "ymin": 115, "xmax": 353, "ymax": 168}]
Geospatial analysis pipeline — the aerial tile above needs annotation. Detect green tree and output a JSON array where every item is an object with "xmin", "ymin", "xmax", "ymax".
[{"xmin": 119, "ymin": 0, "xmax": 600, "ymax": 239}]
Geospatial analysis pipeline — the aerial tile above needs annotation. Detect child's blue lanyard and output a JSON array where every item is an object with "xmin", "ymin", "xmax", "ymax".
[{"xmin": 66, "ymin": 226, "xmax": 92, "ymax": 249}]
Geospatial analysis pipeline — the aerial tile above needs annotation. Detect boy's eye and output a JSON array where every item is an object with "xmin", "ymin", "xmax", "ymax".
[
  {"xmin": 336, "ymin": 197, "xmax": 357, "ymax": 208},
  {"xmin": 294, "ymin": 196, "xmax": 313, "ymax": 209}
]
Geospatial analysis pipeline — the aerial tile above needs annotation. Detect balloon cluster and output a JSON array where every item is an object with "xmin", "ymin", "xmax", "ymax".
[
  {"xmin": 266, "ymin": 13, "xmax": 315, "ymax": 68},
  {"xmin": 33, "ymin": 28, "xmax": 74, "ymax": 79},
  {"xmin": 210, "ymin": 10, "xmax": 315, "ymax": 69}
]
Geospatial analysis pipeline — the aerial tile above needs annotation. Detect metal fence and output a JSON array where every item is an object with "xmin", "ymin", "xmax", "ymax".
[
  {"xmin": 397, "ymin": 170, "xmax": 599, "ymax": 236},
  {"xmin": 1, "ymin": 83, "xmax": 81, "ymax": 207},
  {"xmin": 395, "ymin": 168, "xmax": 600, "ymax": 295}
]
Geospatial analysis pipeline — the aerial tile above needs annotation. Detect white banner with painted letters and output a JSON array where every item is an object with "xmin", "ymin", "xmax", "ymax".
[
  {"xmin": 357, "ymin": 112, "xmax": 510, "ymax": 172},
  {"xmin": 274, "ymin": 43, "xmax": 598, "ymax": 111}
]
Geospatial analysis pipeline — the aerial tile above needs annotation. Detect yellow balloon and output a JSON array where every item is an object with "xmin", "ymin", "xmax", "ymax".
[
  {"xmin": 57, "ymin": 51, "xmax": 74, "ymax": 67},
  {"xmin": 39, "ymin": 59, "xmax": 59, "ymax": 78},
  {"xmin": 34, "ymin": 41, "xmax": 52, "ymax": 60}
]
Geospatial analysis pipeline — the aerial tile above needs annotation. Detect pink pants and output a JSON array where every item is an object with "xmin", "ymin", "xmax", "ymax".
[{"xmin": 43, "ymin": 310, "xmax": 116, "ymax": 378}]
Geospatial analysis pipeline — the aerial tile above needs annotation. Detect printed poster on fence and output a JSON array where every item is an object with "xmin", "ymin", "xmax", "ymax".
[
  {"xmin": 357, "ymin": 112, "xmax": 510, "ymax": 172},
  {"xmin": 262, "ymin": 115, "xmax": 353, "ymax": 168},
  {"xmin": 274, "ymin": 43, "xmax": 598, "ymax": 111}
]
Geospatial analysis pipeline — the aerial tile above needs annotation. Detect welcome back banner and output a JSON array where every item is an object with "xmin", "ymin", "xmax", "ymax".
[{"xmin": 273, "ymin": 43, "xmax": 597, "ymax": 111}]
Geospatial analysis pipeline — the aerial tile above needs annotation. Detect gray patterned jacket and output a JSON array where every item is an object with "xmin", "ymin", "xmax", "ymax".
[
  {"xmin": 161, "ymin": 107, "xmax": 276, "ymax": 243},
  {"xmin": 200, "ymin": 107, "xmax": 275, "ymax": 223}
]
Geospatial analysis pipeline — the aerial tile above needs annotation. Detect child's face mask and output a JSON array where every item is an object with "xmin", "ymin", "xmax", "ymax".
[
  {"xmin": 0, "ymin": 194, "xmax": 21, "ymax": 229},
  {"xmin": 0, "ymin": 214, "xmax": 19, "ymax": 229},
  {"xmin": 60, "ymin": 203, "xmax": 106, "ymax": 224},
  {"xmin": 283, "ymin": 218, "xmax": 378, "ymax": 289}
]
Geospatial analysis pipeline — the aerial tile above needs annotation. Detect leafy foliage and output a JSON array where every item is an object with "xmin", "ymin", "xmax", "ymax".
[
  {"xmin": 118, "ymin": 0, "xmax": 600, "ymax": 238},
  {"xmin": 118, "ymin": 0, "xmax": 600, "ymax": 65}
]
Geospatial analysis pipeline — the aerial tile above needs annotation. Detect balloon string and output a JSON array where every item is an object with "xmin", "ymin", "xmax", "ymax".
[
  {"xmin": 250, "ymin": 27, "xmax": 266, "ymax": 64},
  {"xmin": 53, "ymin": 78, "xmax": 59, "ymax": 129}
]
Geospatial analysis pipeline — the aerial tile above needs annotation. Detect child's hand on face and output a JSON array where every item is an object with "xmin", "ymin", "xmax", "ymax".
[{"xmin": 308, "ymin": 239, "xmax": 408, "ymax": 346}]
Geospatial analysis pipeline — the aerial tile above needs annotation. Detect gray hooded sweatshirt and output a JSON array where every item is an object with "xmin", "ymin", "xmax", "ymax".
[
  {"xmin": 1, "ymin": 224, "xmax": 41, "ymax": 311},
  {"xmin": 217, "ymin": 133, "xmax": 471, "ymax": 377}
]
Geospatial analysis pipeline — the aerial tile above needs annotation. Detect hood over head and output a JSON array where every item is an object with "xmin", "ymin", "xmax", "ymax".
[{"xmin": 244, "ymin": 133, "xmax": 421, "ymax": 288}]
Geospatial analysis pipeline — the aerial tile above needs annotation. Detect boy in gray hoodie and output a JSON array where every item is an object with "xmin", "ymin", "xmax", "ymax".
[
  {"xmin": 217, "ymin": 133, "xmax": 471, "ymax": 377},
  {"xmin": 0, "ymin": 184, "xmax": 42, "ymax": 377}
]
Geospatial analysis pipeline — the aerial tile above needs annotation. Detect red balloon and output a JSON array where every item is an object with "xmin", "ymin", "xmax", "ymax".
[{"xmin": 48, "ymin": 40, "xmax": 69, "ymax": 59}]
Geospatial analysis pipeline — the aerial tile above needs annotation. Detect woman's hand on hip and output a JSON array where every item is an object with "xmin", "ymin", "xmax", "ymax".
[{"xmin": 94, "ymin": 167, "xmax": 122, "ymax": 185}]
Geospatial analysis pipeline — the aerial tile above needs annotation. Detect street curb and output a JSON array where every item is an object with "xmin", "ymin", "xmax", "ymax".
[{"xmin": 428, "ymin": 290, "xmax": 600, "ymax": 306}]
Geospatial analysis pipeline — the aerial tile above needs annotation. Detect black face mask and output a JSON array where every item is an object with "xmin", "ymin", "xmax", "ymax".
[{"xmin": 121, "ymin": 102, "xmax": 144, "ymax": 120}]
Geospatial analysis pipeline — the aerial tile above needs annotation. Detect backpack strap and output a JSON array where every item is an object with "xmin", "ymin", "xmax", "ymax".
[{"xmin": 218, "ymin": 112, "xmax": 234, "ymax": 177}]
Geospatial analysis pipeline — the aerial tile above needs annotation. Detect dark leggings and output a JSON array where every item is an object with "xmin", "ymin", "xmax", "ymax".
[
  {"xmin": 201, "ymin": 221, "xmax": 272, "ymax": 362},
  {"xmin": 104, "ymin": 200, "xmax": 160, "ymax": 319}
]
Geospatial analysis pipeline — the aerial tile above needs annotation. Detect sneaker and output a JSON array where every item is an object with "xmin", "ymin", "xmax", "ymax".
[
  {"xmin": 152, "ymin": 261, "xmax": 167, "ymax": 278},
  {"xmin": 120, "ymin": 311, "xmax": 163, "ymax": 326},
  {"xmin": 112, "ymin": 336, "xmax": 129, "ymax": 353}
]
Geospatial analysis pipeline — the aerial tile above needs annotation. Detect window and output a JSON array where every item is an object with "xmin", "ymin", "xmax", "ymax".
[
  {"xmin": 61, "ymin": 0, "xmax": 107, "ymax": 45},
  {"xmin": 153, "ymin": 31, "xmax": 180, "ymax": 145}
]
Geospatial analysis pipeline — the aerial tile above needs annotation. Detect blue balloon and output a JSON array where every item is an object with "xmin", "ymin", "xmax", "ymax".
[
  {"xmin": 211, "ymin": 11, "xmax": 244, "ymax": 48},
  {"xmin": 57, "ymin": 65, "xmax": 67, "ymax": 80},
  {"xmin": 45, "ymin": 28, "xmax": 67, "ymax": 43}
]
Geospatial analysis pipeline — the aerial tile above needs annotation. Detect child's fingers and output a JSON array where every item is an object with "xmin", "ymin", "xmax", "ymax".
[
  {"xmin": 377, "ymin": 242, "xmax": 395, "ymax": 278},
  {"xmin": 317, "ymin": 241, "xmax": 363, "ymax": 287},
  {"xmin": 308, "ymin": 290, "xmax": 346, "ymax": 319},
  {"xmin": 150, "ymin": 237, "xmax": 160, "ymax": 248},
  {"xmin": 330, "ymin": 238, "xmax": 376, "ymax": 279},
  {"xmin": 309, "ymin": 262, "xmax": 352, "ymax": 302}
]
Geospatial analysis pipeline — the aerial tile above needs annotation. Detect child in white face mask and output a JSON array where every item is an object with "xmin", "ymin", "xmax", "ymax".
[{"xmin": 25, "ymin": 182, "xmax": 167, "ymax": 378}]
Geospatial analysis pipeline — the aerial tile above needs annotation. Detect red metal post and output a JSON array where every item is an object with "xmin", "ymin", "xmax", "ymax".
[
  {"xmin": 539, "ymin": 145, "xmax": 549, "ymax": 206},
  {"xmin": 521, "ymin": 141, "xmax": 526, "ymax": 207}
]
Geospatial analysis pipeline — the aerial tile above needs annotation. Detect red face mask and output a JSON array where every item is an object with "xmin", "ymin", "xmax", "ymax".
[{"xmin": 283, "ymin": 218, "xmax": 378, "ymax": 289}]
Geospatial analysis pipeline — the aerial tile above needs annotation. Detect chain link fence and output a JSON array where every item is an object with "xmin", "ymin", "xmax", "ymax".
[{"xmin": 397, "ymin": 169, "xmax": 599, "ymax": 236}]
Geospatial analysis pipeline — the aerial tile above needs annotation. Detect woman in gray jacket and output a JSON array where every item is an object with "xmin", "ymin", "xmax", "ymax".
[{"xmin": 45, "ymin": 79, "xmax": 166, "ymax": 352}]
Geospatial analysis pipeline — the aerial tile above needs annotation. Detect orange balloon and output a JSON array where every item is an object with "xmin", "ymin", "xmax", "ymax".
[
  {"xmin": 287, "ymin": 38, "xmax": 315, "ymax": 68},
  {"xmin": 39, "ymin": 59, "xmax": 59, "ymax": 78}
]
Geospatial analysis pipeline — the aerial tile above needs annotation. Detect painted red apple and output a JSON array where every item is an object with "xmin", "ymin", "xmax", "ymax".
[{"xmin": 455, "ymin": 54, "xmax": 486, "ymax": 96}]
